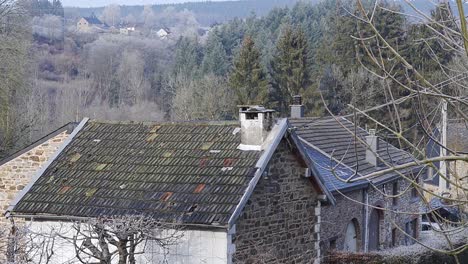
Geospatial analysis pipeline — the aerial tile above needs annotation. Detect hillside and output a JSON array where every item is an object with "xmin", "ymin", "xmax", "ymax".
[
  {"xmin": 65, "ymin": 0, "xmax": 314, "ymax": 26},
  {"xmin": 65, "ymin": 0, "xmax": 468, "ymax": 27}
]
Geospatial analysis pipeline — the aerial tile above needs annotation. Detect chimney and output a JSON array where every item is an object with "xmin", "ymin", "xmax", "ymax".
[
  {"xmin": 290, "ymin": 95, "xmax": 304, "ymax": 118},
  {"xmin": 238, "ymin": 105, "xmax": 275, "ymax": 150},
  {"xmin": 365, "ymin": 129, "xmax": 381, "ymax": 167}
]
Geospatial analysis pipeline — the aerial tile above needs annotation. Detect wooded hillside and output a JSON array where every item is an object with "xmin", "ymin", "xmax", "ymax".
[{"xmin": 0, "ymin": 0, "xmax": 466, "ymax": 158}]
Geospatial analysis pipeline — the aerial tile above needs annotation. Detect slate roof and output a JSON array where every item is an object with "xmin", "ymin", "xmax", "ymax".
[
  {"xmin": 303, "ymin": 144, "xmax": 368, "ymax": 192},
  {"xmin": 10, "ymin": 120, "xmax": 265, "ymax": 226},
  {"xmin": 83, "ymin": 15, "xmax": 103, "ymax": 25},
  {"xmin": 290, "ymin": 117, "xmax": 420, "ymax": 191}
]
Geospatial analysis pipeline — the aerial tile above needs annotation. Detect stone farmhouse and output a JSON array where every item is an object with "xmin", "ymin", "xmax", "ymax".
[
  {"xmin": 290, "ymin": 118, "xmax": 423, "ymax": 254},
  {"xmin": 289, "ymin": 97, "xmax": 423, "ymax": 254},
  {"xmin": 76, "ymin": 14, "xmax": 108, "ymax": 33},
  {"xmin": 0, "ymin": 102, "xmax": 426, "ymax": 263},
  {"xmin": 5, "ymin": 106, "xmax": 333, "ymax": 264}
]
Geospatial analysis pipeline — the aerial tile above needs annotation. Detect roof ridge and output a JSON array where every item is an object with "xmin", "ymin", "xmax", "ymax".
[{"xmin": 88, "ymin": 119, "xmax": 240, "ymax": 126}]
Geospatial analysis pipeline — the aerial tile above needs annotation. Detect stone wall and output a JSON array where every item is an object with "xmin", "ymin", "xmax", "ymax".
[
  {"xmin": 367, "ymin": 177, "xmax": 422, "ymax": 250},
  {"xmin": 0, "ymin": 132, "xmax": 69, "ymax": 225},
  {"xmin": 232, "ymin": 139, "xmax": 320, "ymax": 263},
  {"xmin": 320, "ymin": 189, "xmax": 364, "ymax": 255},
  {"xmin": 320, "ymin": 177, "xmax": 423, "ymax": 254}
]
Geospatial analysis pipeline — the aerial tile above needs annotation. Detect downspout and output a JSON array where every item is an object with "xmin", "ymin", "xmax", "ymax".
[
  {"xmin": 314, "ymin": 200, "xmax": 322, "ymax": 264},
  {"xmin": 364, "ymin": 188, "xmax": 369, "ymax": 252}
]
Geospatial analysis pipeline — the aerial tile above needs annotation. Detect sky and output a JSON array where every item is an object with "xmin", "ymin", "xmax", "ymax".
[{"xmin": 61, "ymin": 0, "xmax": 234, "ymax": 8}]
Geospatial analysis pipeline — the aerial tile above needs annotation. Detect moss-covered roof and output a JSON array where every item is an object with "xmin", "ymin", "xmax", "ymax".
[{"xmin": 12, "ymin": 120, "xmax": 263, "ymax": 226}]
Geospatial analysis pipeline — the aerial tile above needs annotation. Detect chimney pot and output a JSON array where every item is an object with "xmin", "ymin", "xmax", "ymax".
[
  {"xmin": 366, "ymin": 130, "xmax": 381, "ymax": 167},
  {"xmin": 238, "ymin": 105, "xmax": 275, "ymax": 150},
  {"xmin": 293, "ymin": 95, "xmax": 303, "ymax": 105},
  {"xmin": 290, "ymin": 95, "xmax": 304, "ymax": 118}
]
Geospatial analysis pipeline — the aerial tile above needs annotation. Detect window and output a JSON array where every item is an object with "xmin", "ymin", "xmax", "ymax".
[
  {"xmin": 329, "ymin": 238, "xmax": 337, "ymax": 251},
  {"xmin": 405, "ymin": 222, "xmax": 410, "ymax": 245},
  {"xmin": 392, "ymin": 181, "xmax": 398, "ymax": 206},
  {"xmin": 411, "ymin": 185, "xmax": 418, "ymax": 198},
  {"xmin": 411, "ymin": 219, "xmax": 418, "ymax": 240},
  {"xmin": 391, "ymin": 228, "xmax": 397, "ymax": 247}
]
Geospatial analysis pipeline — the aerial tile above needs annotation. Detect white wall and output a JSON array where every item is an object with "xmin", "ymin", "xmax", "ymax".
[{"xmin": 25, "ymin": 220, "xmax": 228, "ymax": 264}]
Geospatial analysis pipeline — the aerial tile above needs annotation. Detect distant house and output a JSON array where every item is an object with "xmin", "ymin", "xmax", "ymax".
[
  {"xmin": 119, "ymin": 24, "xmax": 143, "ymax": 36},
  {"xmin": 77, "ymin": 13, "xmax": 107, "ymax": 33},
  {"xmin": 289, "ymin": 96, "xmax": 424, "ymax": 253},
  {"xmin": 156, "ymin": 27, "xmax": 171, "ymax": 39},
  {"xmin": 5, "ymin": 106, "xmax": 332, "ymax": 263},
  {"xmin": 424, "ymin": 121, "xmax": 467, "ymax": 204}
]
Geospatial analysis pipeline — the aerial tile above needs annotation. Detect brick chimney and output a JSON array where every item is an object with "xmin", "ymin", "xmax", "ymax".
[
  {"xmin": 365, "ymin": 129, "xmax": 381, "ymax": 167},
  {"xmin": 238, "ymin": 105, "xmax": 275, "ymax": 150},
  {"xmin": 290, "ymin": 95, "xmax": 304, "ymax": 118}
]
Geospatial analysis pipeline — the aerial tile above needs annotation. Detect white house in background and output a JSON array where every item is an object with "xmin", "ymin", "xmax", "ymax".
[
  {"xmin": 156, "ymin": 27, "xmax": 171, "ymax": 39},
  {"xmin": 76, "ymin": 13, "xmax": 108, "ymax": 33}
]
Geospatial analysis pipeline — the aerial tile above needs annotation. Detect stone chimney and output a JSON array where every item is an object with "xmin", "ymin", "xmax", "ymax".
[
  {"xmin": 365, "ymin": 129, "xmax": 381, "ymax": 167},
  {"xmin": 290, "ymin": 95, "xmax": 304, "ymax": 118},
  {"xmin": 238, "ymin": 105, "xmax": 275, "ymax": 150}
]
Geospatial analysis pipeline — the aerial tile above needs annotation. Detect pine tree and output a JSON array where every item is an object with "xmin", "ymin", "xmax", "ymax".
[
  {"xmin": 271, "ymin": 26, "xmax": 318, "ymax": 116},
  {"xmin": 201, "ymin": 33, "xmax": 229, "ymax": 76},
  {"xmin": 228, "ymin": 36, "xmax": 268, "ymax": 105},
  {"xmin": 173, "ymin": 37, "xmax": 201, "ymax": 79},
  {"xmin": 52, "ymin": 0, "xmax": 64, "ymax": 17},
  {"xmin": 408, "ymin": 2, "xmax": 457, "ymax": 76}
]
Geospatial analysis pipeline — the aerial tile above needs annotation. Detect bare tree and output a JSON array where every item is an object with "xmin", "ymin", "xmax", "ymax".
[
  {"xmin": 170, "ymin": 73, "xmax": 234, "ymax": 121},
  {"xmin": 116, "ymin": 50, "xmax": 149, "ymax": 106},
  {"xmin": 101, "ymin": 4, "xmax": 121, "ymax": 27},
  {"xmin": 7, "ymin": 216, "xmax": 183, "ymax": 264}
]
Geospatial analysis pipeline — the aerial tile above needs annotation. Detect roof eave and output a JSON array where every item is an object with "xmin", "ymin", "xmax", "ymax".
[
  {"xmin": 288, "ymin": 127, "xmax": 336, "ymax": 205},
  {"xmin": 8, "ymin": 213, "xmax": 228, "ymax": 230}
]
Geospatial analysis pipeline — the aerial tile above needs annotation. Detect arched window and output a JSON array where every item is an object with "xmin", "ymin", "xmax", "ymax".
[
  {"xmin": 344, "ymin": 218, "xmax": 361, "ymax": 252},
  {"xmin": 369, "ymin": 208, "xmax": 383, "ymax": 251}
]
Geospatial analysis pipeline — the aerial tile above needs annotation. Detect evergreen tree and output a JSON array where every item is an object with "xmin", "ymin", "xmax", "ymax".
[
  {"xmin": 271, "ymin": 26, "xmax": 318, "ymax": 116},
  {"xmin": 173, "ymin": 37, "xmax": 202, "ymax": 79},
  {"xmin": 228, "ymin": 36, "xmax": 268, "ymax": 105},
  {"xmin": 201, "ymin": 33, "xmax": 229, "ymax": 76},
  {"xmin": 408, "ymin": 2, "xmax": 457, "ymax": 76},
  {"xmin": 52, "ymin": 0, "xmax": 64, "ymax": 17}
]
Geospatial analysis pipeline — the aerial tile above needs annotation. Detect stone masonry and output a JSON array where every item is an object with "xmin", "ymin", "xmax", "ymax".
[
  {"xmin": 0, "ymin": 132, "xmax": 69, "ymax": 225},
  {"xmin": 320, "ymin": 189, "xmax": 364, "ymax": 255},
  {"xmin": 370, "ymin": 177, "xmax": 422, "ymax": 250},
  {"xmin": 232, "ymin": 139, "xmax": 320, "ymax": 263},
  {"xmin": 320, "ymin": 176, "xmax": 422, "ymax": 255}
]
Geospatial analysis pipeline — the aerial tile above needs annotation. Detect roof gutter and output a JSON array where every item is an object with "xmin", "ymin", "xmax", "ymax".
[
  {"xmin": 8, "ymin": 213, "xmax": 227, "ymax": 230},
  {"xmin": 228, "ymin": 118, "xmax": 288, "ymax": 228},
  {"xmin": 5, "ymin": 118, "xmax": 90, "ymax": 218}
]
